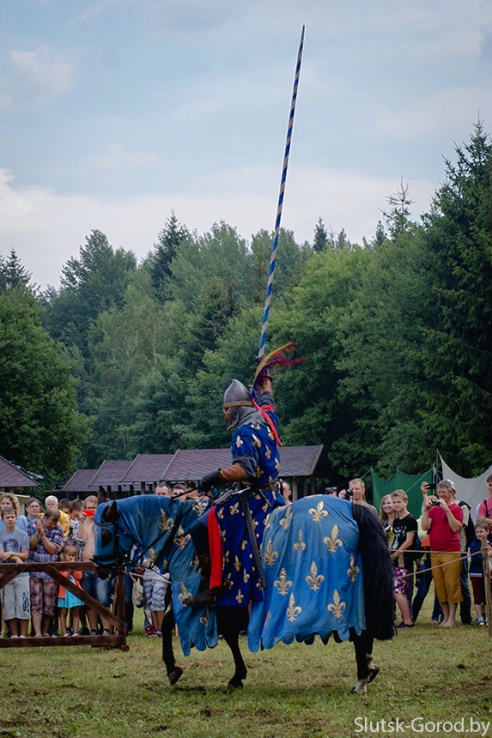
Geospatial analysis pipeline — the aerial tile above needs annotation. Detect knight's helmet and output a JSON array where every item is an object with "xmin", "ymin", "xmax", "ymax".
[{"xmin": 222, "ymin": 379, "xmax": 253, "ymax": 430}]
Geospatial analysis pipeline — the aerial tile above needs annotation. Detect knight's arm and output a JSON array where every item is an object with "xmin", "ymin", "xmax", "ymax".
[{"xmin": 218, "ymin": 463, "xmax": 249, "ymax": 483}]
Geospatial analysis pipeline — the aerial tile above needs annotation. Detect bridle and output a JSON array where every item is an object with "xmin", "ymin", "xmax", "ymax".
[
  {"xmin": 93, "ymin": 502, "xmax": 123, "ymax": 572},
  {"xmin": 93, "ymin": 498, "xmax": 187, "ymax": 575}
]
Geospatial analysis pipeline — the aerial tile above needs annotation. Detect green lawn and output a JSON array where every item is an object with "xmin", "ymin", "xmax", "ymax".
[{"xmin": 1, "ymin": 605, "xmax": 491, "ymax": 738}]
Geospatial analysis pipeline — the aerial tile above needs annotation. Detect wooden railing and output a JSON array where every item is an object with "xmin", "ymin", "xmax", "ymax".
[{"xmin": 0, "ymin": 561, "xmax": 128, "ymax": 650}]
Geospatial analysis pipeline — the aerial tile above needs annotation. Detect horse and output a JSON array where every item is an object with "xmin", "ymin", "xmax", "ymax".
[{"xmin": 93, "ymin": 492, "xmax": 394, "ymax": 693}]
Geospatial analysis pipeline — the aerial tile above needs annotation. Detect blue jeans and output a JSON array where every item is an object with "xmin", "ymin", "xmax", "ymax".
[
  {"xmin": 412, "ymin": 556, "xmax": 442, "ymax": 622},
  {"xmin": 81, "ymin": 570, "xmax": 111, "ymax": 608}
]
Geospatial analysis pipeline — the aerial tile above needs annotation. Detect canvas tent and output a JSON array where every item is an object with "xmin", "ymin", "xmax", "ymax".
[
  {"xmin": 440, "ymin": 454, "xmax": 492, "ymax": 517},
  {"xmin": 372, "ymin": 456, "xmax": 492, "ymax": 519},
  {"xmin": 371, "ymin": 467, "xmax": 434, "ymax": 518}
]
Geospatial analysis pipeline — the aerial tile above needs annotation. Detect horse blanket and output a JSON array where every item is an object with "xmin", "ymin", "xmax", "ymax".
[{"xmin": 248, "ymin": 495, "xmax": 366, "ymax": 650}]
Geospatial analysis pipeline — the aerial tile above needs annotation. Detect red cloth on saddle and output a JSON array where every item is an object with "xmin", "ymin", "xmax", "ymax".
[{"xmin": 208, "ymin": 506, "xmax": 224, "ymax": 590}]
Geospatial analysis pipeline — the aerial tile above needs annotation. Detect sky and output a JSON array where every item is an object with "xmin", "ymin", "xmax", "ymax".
[{"xmin": 0, "ymin": 0, "xmax": 491, "ymax": 289}]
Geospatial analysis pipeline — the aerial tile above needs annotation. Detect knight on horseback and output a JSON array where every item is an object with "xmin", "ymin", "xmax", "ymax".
[{"xmin": 183, "ymin": 370, "xmax": 285, "ymax": 610}]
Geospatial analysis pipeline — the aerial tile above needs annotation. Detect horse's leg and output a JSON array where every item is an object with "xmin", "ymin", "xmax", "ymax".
[
  {"xmin": 161, "ymin": 607, "xmax": 183, "ymax": 685},
  {"xmin": 351, "ymin": 630, "xmax": 378, "ymax": 694},
  {"xmin": 217, "ymin": 607, "xmax": 247, "ymax": 690}
]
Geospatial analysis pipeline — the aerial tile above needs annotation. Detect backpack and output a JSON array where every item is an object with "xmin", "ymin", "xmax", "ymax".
[{"xmin": 458, "ymin": 501, "xmax": 476, "ymax": 550}]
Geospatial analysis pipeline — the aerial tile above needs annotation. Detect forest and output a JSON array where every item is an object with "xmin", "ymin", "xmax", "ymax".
[{"xmin": 1, "ymin": 123, "xmax": 491, "ymax": 489}]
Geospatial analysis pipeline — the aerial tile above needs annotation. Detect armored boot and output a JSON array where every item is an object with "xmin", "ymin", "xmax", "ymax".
[{"xmin": 183, "ymin": 555, "xmax": 215, "ymax": 609}]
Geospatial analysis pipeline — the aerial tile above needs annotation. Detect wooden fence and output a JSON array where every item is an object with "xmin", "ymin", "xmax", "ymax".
[{"xmin": 0, "ymin": 561, "xmax": 128, "ymax": 650}]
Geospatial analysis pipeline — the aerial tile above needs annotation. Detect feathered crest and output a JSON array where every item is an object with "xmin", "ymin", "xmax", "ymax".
[{"xmin": 252, "ymin": 342, "xmax": 307, "ymax": 393}]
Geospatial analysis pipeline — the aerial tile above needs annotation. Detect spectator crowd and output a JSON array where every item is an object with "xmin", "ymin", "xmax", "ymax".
[{"xmin": 1, "ymin": 474, "xmax": 491, "ymax": 640}]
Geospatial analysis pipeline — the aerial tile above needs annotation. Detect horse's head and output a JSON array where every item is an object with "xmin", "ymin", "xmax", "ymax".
[{"xmin": 93, "ymin": 500, "xmax": 120, "ymax": 578}]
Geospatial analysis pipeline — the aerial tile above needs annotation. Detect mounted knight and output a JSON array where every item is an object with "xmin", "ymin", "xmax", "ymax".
[{"xmin": 184, "ymin": 349, "xmax": 295, "ymax": 612}]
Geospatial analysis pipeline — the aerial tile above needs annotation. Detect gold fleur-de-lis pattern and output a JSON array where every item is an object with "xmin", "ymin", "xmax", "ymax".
[
  {"xmin": 192, "ymin": 499, "xmax": 208, "ymax": 517},
  {"xmin": 323, "ymin": 524, "xmax": 343, "ymax": 553},
  {"xmin": 305, "ymin": 561, "xmax": 324, "ymax": 591},
  {"xmin": 347, "ymin": 555, "xmax": 360, "ymax": 582},
  {"xmin": 247, "ymin": 495, "xmax": 367, "ymax": 651},
  {"xmin": 274, "ymin": 567, "xmax": 293, "ymax": 596},
  {"xmin": 178, "ymin": 582, "xmax": 191, "ymax": 605},
  {"xmin": 174, "ymin": 526, "xmax": 191, "ymax": 550},
  {"xmin": 159, "ymin": 511, "xmax": 174, "ymax": 533},
  {"xmin": 327, "ymin": 590, "xmax": 346, "ymax": 619},
  {"xmin": 309, "ymin": 500, "xmax": 328, "ymax": 523},
  {"xmin": 279, "ymin": 505, "xmax": 292, "ymax": 530},
  {"xmin": 263, "ymin": 538, "xmax": 279, "ymax": 567},
  {"xmin": 286, "ymin": 593, "xmax": 302, "ymax": 622},
  {"xmin": 293, "ymin": 529, "xmax": 307, "ymax": 555}
]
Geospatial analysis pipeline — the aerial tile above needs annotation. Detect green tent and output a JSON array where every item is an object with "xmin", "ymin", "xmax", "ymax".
[{"xmin": 371, "ymin": 467, "xmax": 436, "ymax": 518}]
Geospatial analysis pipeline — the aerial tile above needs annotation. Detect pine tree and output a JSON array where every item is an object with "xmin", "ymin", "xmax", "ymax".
[
  {"xmin": 150, "ymin": 212, "xmax": 189, "ymax": 298},
  {"xmin": 313, "ymin": 218, "xmax": 328, "ymax": 253},
  {"xmin": 0, "ymin": 249, "xmax": 34, "ymax": 292}
]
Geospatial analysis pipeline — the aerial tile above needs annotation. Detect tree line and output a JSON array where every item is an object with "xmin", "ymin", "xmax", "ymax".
[{"xmin": 1, "ymin": 123, "xmax": 491, "ymax": 488}]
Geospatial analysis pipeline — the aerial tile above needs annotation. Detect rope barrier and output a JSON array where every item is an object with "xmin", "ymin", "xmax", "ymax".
[{"xmin": 396, "ymin": 547, "xmax": 492, "ymax": 579}]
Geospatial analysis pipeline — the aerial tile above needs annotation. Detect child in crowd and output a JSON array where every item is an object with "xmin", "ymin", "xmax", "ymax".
[
  {"xmin": 58, "ymin": 544, "xmax": 85, "ymax": 636},
  {"xmin": 390, "ymin": 489, "xmax": 418, "ymax": 628},
  {"xmin": 380, "ymin": 495, "xmax": 396, "ymax": 545},
  {"xmin": 141, "ymin": 557, "xmax": 170, "ymax": 637},
  {"xmin": 469, "ymin": 520, "xmax": 492, "ymax": 626},
  {"xmin": 0, "ymin": 508, "xmax": 31, "ymax": 636},
  {"xmin": 67, "ymin": 499, "xmax": 85, "ymax": 543},
  {"xmin": 0, "ymin": 493, "xmax": 29, "ymax": 533}
]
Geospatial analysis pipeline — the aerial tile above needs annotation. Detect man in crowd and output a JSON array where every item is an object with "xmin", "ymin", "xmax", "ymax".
[
  {"xmin": 75, "ymin": 495, "xmax": 112, "ymax": 635},
  {"xmin": 27, "ymin": 509, "xmax": 64, "ymax": 637},
  {"xmin": 339, "ymin": 478, "xmax": 379, "ymax": 517},
  {"xmin": 421, "ymin": 479, "xmax": 463, "ymax": 627},
  {"xmin": 475, "ymin": 473, "xmax": 492, "ymax": 524},
  {"xmin": 44, "ymin": 495, "xmax": 70, "ymax": 538}
]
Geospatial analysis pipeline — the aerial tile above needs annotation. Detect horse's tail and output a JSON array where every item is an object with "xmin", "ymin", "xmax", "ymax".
[{"xmin": 351, "ymin": 504, "xmax": 395, "ymax": 641}]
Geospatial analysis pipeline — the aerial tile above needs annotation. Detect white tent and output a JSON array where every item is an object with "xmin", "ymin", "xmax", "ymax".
[{"xmin": 440, "ymin": 453, "xmax": 492, "ymax": 519}]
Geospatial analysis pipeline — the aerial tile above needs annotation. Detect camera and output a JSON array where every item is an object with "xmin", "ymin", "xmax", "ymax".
[
  {"xmin": 345, "ymin": 489, "xmax": 353, "ymax": 498},
  {"xmin": 431, "ymin": 499, "xmax": 440, "ymax": 506},
  {"xmin": 427, "ymin": 483, "xmax": 437, "ymax": 490}
]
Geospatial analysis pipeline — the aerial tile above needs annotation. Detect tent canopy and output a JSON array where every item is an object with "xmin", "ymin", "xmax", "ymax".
[
  {"xmin": 371, "ymin": 456, "xmax": 492, "ymax": 520},
  {"xmin": 371, "ymin": 467, "xmax": 434, "ymax": 519}
]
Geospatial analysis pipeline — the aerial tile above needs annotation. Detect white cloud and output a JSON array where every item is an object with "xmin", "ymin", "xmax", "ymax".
[
  {"xmin": 83, "ymin": 143, "xmax": 158, "ymax": 171},
  {"xmin": 0, "ymin": 46, "xmax": 74, "ymax": 110},
  {"xmin": 375, "ymin": 88, "xmax": 492, "ymax": 139},
  {"xmin": 0, "ymin": 165, "xmax": 436, "ymax": 289}
]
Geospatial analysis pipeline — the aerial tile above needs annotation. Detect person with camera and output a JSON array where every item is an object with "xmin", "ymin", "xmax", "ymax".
[
  {"xmin": 421, "ymin": 480, "xmax": 464, "ymax": 627},
  {"xmin": 339, "ymin": 478, "xmax": 379, "ymax": 518}
]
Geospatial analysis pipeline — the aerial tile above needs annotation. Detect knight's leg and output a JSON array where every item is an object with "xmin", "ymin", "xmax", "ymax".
[
  {"xmin": 162, "ymin": 607, "xmax": 183, "ymax": 685},
  {"xmin": 217, "ymin": 607, "xmax": 247, "ymax": 690}
]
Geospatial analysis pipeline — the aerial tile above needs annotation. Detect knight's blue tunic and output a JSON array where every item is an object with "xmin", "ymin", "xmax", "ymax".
[
  {"xmin": 230, "ymin": 395, "xmax": 280, "ymax": 485},
  {"xmin": 211, "ymin": 392, "xmax": 284, "ymax": 607}
]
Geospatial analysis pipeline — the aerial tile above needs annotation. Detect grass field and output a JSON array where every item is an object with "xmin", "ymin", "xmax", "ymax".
[{"xmin": 1, "ymin": 605, "xmax": 491, "ymax": 738}]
